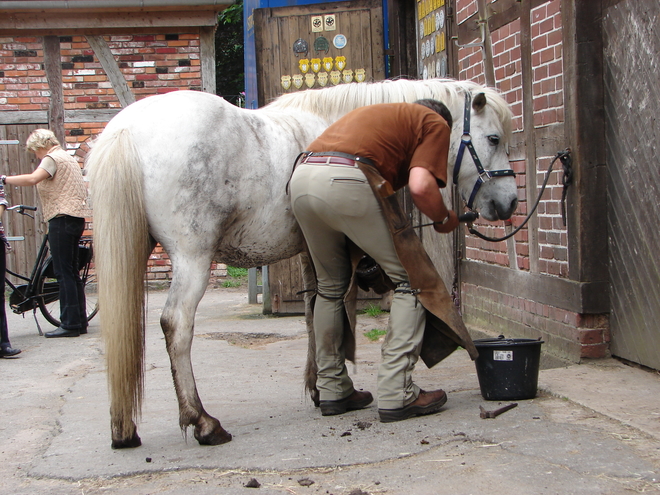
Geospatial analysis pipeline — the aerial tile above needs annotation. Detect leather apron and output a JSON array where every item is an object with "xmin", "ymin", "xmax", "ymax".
[{"xmin": 344, "ymin": 161, "xmax": 479, "ymax": 367}]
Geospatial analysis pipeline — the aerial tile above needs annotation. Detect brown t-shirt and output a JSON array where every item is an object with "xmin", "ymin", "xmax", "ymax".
[{"xmin": 307, "ymin": 103, "xmax": 450, "ymax": 191}]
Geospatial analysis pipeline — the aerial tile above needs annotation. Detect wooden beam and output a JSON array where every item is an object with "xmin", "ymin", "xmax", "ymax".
[
  {"xmin": 0, "ymin": 109, "xmax": 121, "ymax": 125},
  {"xmin": 0, "ymin": 11, "xmax": 219, "ymax": 34},
  {"xmin": 43, "ymin": 35, "xmax": 65, "ymax": 146},
  {"xmin": 0, "ymin": 111, "xmax": 48, "ymax": 125},
  {"xmin": 86, "ymin": 35, "xmax": 135, "ymax": 108},
  {"xmin": 475, "ymin": 0, "xmax": 496, "ymax": 87},
  {"xmin": 520, "ymin": 0, "xmax": 540, "ymax": 273},
  {"xmin": 462, "ymin": 260, "xmax": 610, "ymax": 314},
  {"xmin": 199, "ymin": 26, "xmax": 217, "ymax": 94},
  {"xmin": 65, "ymin": 109, "xmax": 122, "ymax": 123},
  {"xmin": 562, "ymin": 0, "xmax": 607, "ymax": 283}
]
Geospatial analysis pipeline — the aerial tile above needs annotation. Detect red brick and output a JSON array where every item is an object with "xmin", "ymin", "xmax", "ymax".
[{"xmin": 580, "ymin": 343, "xmax": 608, "ymax": 359}]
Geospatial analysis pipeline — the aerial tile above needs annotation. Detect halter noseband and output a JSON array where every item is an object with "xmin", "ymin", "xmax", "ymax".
[{"xmin": 453, "ymin": 92, "xmax": 515, "ymax": 210}]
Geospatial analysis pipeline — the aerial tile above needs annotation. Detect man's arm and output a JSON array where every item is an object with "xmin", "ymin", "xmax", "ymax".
[{"xmin": 408, "ymin": 166, "xmax": 458, "ymax": 233}]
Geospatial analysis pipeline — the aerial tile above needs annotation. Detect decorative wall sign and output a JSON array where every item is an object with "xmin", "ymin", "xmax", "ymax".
[
  {"xmin": 436, "ymin": 10, "xmax": 445, "ymax": 30},
  {"xmin": 324, "ymin": 15, "xmax": 336, "ymax": 31},
  {"xmin": 292, "ymin": 74, "xmax": 304, "ymax": 89},
  {"xmin": 323, "ymin": 56, "xmax": 334, "ymax": 71},
  {"xmin": 305, "ymin": 73, "xmax": 316, "ymax": 88},
  {"xmin": 314, "ymin": 36, "xmax": 329, "ymax": 54},
  {"xmin": 298, "ymin": 58, "xmax": 310, "ymax": 73},
  {"xmin": 311, "ymin": 16, "xmax": 323, "ymax": 33},
  {"xmin": 293, "ymin": 38, "xmax": 309, "ymax": 57},
  {"xmin": 342, "ymin": 69, "xmax": 354, "ymax": 83},
  {"xmin": 281, "ymin": 75, "xmax": 291, "ymax": 90},
  {"xmin": 317, "ymin": 72, "xmax": 329, "ymax": 86},
  {"xmin": 335, "ymin": 55, "xmax": 346, "ymax": 70},
  {"xmin": 333, "ymin": 34, "xmax": 347, "ymax": 49},
  {"xmin": 416, "ymin": 0, "xmax": 447, "ymax": 79},
  {"xmin": 355, "ymin": 68, "xmax": 366, "ymax": 82},
  {"xmin": 310, "ymin": 58, "xmax": 321, "ymax": 73},
  {"xmin": 330, "ymin": 70, "xmax": 341, "ymax": 85}
]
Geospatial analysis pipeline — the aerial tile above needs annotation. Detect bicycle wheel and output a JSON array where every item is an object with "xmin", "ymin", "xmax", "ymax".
[{"xmin": 38, "ymin": 264, "xmax": 99, "ymax": 328}]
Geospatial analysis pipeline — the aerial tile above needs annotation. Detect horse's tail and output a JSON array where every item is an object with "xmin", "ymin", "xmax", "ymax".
[{"xmin": 86, "ymin": 128, "xmax": 151, "ymax": 446}]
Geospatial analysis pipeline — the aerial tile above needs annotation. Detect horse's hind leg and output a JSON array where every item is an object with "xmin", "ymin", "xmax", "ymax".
[
  {"xmin": 160, "ymin": 256, "xmax": 232, "ymax": 446},
  {"xmin": 300, "ymin": 248, "xmax": 320, "ymax": 406}
]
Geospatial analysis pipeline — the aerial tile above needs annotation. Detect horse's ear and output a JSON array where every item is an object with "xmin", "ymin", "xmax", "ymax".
[{"xmin": 472, "ymin": 92, "xmax": 487, "ymax": 113}]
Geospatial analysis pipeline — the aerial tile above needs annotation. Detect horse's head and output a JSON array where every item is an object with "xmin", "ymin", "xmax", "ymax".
[{"xmin": 449, "ymin": 91, "xmax": 518, "ymax": 222}]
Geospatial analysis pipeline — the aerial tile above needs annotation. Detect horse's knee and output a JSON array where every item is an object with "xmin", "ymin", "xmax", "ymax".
[
  {"xmin": 193, "ymin": 412, "xmax": 232, "ymax": 446},
  {"xmin": 111, "ymin": 421, "xmax": 142, "ymax": 449}
]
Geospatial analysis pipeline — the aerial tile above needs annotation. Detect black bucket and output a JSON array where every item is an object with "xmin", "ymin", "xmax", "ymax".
[{"xmin": 474, "ymin": 336, "xmax": 544, "ymax": 401}]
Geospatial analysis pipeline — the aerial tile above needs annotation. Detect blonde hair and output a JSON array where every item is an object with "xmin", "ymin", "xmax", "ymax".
[{"xmin": 26, "ymin": 128, "xmax": 60, "ymax": 152}]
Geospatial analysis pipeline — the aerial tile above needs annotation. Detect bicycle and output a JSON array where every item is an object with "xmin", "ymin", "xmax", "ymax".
[{"xmin": 4, "ymin": 205, "xmax": 98, "ymax": 335}]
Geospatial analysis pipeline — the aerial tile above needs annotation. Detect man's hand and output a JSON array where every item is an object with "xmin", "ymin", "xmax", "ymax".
[{"xmin": 433, "ymin": 210, "xmax": 459, "ymax": 233}]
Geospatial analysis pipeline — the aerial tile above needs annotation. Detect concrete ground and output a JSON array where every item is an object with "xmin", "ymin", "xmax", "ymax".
[{"xmin": 0, "ymin": 286, "xmax": 659, "ymax": 495}]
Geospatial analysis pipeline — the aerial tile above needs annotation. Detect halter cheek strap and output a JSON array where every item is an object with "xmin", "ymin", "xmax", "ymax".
[{"xmin": 453, "ymin": 92, "xmax": 515, "ymax": 210}]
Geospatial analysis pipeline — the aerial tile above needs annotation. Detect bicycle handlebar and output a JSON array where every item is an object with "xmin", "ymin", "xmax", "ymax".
[
  {"xmin": 7, "ymin": 205, "xmax": 37, "ymax": 211},
  {"xmin": 7, "ymin": 205, "xmax": 37, "ymax": 218}
]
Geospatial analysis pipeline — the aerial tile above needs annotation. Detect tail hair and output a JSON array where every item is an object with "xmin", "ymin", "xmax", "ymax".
[{"xmin": 86, "ymin": 128, "xmax": 151, "ymax": 439}]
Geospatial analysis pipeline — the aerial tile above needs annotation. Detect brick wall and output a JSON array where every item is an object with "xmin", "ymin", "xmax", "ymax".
[
  {"xmin": 1, "ymin": 33, "xmax": 226, "ymax": 283},
  {"xmin": 455, "ymin": 0, "xmax": 609, "ymax": 361}
]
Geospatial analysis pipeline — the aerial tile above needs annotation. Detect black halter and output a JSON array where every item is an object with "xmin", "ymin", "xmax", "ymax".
[{"xmin": 453, "ymin": 93, "xmax": 515, "ymax": 210}]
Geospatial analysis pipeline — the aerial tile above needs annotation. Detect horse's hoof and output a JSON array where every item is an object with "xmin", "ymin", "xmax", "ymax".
[
  {"xmin": 193, "ymin": 413, "xmax": 232, "ymax": 446},
  {"xmin": 111, "ymin": 431, "xmax": 142, "ymax": 449},
  {"xmin": 310, "ymin": 389, "xmax": 320, "ymax": 407},
  {"xmin": 194, "ymin": 424, "xmax": 232, "ymax": 446}
]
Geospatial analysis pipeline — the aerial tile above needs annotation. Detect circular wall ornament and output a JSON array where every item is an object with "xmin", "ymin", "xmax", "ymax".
[
  {"xmin": 333, "ymin": 34, "xmax": 347, "ymax": 49},
  {"xmin": 293, "ymin": 38, "xmax": 308, "ymax": 57}
]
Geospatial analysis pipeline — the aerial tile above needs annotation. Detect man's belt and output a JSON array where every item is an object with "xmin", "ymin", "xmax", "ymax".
[{"xmin": 303, "ymin": 151, "xmax": 375, "ymax": 167}]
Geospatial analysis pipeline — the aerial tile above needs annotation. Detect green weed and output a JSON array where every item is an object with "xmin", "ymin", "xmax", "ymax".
[
  {"xmin": 364, "ymin": 328, "xmax": 387, "ymax": 341},
  {"xmin": 363, "ymin": 303, "xmax": 384, "ymax": 317},
  {"xmin": 226, "ymin": 266, "xmax": 248, "ymax": 278}
]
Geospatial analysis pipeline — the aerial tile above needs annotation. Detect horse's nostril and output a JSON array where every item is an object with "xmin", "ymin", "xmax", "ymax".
[{"xmin": 495, "ymin": 197, "xmax": 518, "ymax": 220}]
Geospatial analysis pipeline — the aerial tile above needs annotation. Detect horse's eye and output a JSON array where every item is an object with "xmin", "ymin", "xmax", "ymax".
[{"xmin": 488, "ymin": 135, "xmax": 500, "ymax": 146}]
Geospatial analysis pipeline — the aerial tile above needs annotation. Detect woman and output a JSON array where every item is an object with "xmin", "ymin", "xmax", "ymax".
[
  {"xmin": 0, "ymin": 180, "xmax": 21, "ymax": 357},
  {"xmin": 2, "ymin": 129, "xmax": 91, "ymax": 338}
]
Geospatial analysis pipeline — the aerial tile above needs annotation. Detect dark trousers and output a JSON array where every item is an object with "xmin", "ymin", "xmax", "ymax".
[
  {"xmin": 48, "ymin": 215, "xmax": 86, "ymax": 330},
  {"xmin": 0, "ymin": 242, "xmax": 10, "ymax": 348}
]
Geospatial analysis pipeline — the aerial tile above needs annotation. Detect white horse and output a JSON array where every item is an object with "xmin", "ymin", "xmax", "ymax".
[{"xmin": 86, "ymin": 78, "xmax": 518, "ymax": 449}]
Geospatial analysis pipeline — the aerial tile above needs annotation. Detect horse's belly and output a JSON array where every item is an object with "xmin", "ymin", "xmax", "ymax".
[{"xmin": 213, "ymin": 210, "xmax": 304, "ymax": 268}]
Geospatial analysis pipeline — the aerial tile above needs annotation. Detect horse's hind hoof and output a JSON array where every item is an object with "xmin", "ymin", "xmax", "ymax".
[
  {"xmin": 194, "ymin": 425, "xmax": 232, "ymax": 446},
  {"xmin": 193, "ymin": 413, "xmax": 232, "ymax": 446},
  {"xmin": 311, "ymin": 388, "xmax": 320, "ymax": 408},
  {"xmin": 111, "ymin": 431, "xmax": 142, "ymax": 449}
]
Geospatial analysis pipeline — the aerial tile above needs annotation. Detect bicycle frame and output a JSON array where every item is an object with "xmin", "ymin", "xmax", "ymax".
[{"xmin": 6, "ymin": 233, "xmax": 52, "ymax": 314}]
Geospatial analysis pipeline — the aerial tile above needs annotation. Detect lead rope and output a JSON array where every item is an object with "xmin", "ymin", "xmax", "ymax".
[{"xmin": 465, "ymin": 148, "xmax": 572, "ymax": 243}]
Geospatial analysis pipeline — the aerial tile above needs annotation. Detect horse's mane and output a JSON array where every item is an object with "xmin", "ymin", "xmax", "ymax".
[{"xmin": 265, "ymin": 78, "xmax": 512, "ymax": 142}]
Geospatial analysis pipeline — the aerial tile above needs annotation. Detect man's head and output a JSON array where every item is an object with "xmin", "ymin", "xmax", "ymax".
[{"xmin": 414, "ymin": 99, "xmax": 453, "ymax": 129}]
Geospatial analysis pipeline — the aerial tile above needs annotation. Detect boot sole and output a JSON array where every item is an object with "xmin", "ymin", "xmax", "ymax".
[
  {"xmin": 378, "ymin": 393, "xmax": 448, "ymax": 423},
  {"xmin": 320, "ymin": 395, "xmax": 374, "ymax": 416}
]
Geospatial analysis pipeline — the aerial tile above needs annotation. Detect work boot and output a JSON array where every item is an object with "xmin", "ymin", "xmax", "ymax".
[
  {"xmin": 320, "ymin": 389, "xmax": 373, "ymax": 416},
  {"xmin": 378, "ymin": 389, "xmax": 447, "ymax": 423}
]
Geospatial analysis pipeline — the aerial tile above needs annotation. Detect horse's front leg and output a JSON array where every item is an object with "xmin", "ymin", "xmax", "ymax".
[{"xmin": 160, "ymin": 257, "xmax": 232, "ymax": 446}]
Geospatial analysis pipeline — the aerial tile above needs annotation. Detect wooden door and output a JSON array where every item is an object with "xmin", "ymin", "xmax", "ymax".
[
  {"xmin": 603, "ymin": 0, "xmax": 660, "ymax": 369},
  {"xmin": 0, "ymin": 124, "xmax": 47, "ymax": 284},
  {"xmin": 254, "ymin": 0, "xmax": 386, "ymax": 314},
  {"xmin": 254, "ymin": 0, "xmax": 385, "ymax": 105}
]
